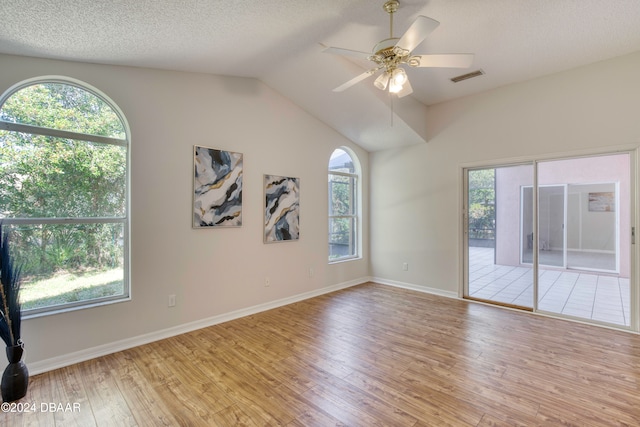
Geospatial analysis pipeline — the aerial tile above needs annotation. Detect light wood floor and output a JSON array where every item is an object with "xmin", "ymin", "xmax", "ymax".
[{"xmin": 3, "ymin": 282, "xmax": 640, "ymax": 426}]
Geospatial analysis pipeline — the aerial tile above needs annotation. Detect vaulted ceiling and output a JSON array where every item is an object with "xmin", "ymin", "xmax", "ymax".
[{"xmin": 2, "ymin": 0, "xmax": 640, "ymax": 151}]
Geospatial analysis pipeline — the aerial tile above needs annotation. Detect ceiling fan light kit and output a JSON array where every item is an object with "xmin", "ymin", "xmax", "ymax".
[
  {"xmin": 324, "ymin": 0, "xmax": 474, "ymax": 98},
  {"xmin": 388, "ymin": 68, "xmax": 407, "ymax": 93},
  {"xmin": 374, "ymin": 72, "xmax": 390, "ymax": 90}
]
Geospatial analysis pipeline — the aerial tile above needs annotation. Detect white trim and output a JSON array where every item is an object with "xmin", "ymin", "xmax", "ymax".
[
  {"xmin": 459, "ymin": 143, "xmax": 639, "ymax": 170},
  {"xmin": 1, "ymin": 217, "xmax": 126, "ymax": 225},
  {"xmin": 371, "ymin": 277, "xmax": 458, "ymax": 299},
  {"xmin": 25, "ymin": 278, "xmax": 368, "ymax": 375},
  {"xmin": 0, "ymin": 120, "xmax": 126, "ymax": 146},
  {"xmin": 566, "ymin": 248, "xmax": 616, "ymax": 254}
]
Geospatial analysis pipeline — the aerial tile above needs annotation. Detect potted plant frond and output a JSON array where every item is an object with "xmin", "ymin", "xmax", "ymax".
[{"xmin": 0, "ymin": 222, "xmax": 28, "ymax": 402}]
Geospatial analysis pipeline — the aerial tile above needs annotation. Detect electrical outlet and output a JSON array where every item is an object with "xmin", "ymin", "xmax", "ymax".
[
  {"xmin": 265, "ymin": 277, "xmax": 270, "ymax": 287},
  {"xmin": 309, "ymin": 267, "xmax": 314, "ymax": 278},
  {"xmin": 402, "ymin": 262, "xmax": 409, "ymax": 271},
  {"xmin": 168, "ymin": 294, "xmax": 176, "ymax": 307}
]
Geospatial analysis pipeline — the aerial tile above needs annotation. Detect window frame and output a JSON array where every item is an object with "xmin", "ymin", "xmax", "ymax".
[
  {"xmin": 0, "ymin": 76, "xmax": 131, "ymax": 317},
  {"xmin": 328, "ymin": 148, "xmax": 360, "ymax": 263}
]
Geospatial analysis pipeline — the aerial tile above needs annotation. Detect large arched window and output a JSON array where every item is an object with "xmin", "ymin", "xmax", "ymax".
[
  {"xmin": 328, "ymin": 148, "xmax": 360, "ymax": 261},
  {"xmin": 0, "ymin": 77, "xmax": 130, "ymax": 315}
]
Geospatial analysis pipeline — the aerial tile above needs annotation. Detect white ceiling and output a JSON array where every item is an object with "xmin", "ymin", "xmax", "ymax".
[{"xmin": 1, "ymin": 0, "xmax": 640, "ymax": 151}]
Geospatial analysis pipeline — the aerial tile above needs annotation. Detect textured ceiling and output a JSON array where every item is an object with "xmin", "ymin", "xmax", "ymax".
[{"xmin": 1, "ymin": 0, "xmax": 640, "ymax": 151}]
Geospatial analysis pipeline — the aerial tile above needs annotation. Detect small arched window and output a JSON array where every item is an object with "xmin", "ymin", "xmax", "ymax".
[
  {"xmin": 328, "ymin": 148, "xmax": 360, "ymax": 261},
  {"xmin": 0, "ymin": 77, "xmax": 130, "ymax": 315}
]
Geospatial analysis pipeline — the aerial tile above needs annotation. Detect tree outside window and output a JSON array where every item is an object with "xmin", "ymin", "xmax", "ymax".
[
  {"xmin": 468, "ymin": 168, "xmax": 495, "ymax": 246},
  {"xmin": 0, "ymin": 79, "xmax": 129, "ymax": 314},
  {"xmin": 329, "ymin": 148, "xmax": 359, "ymax": 261}
]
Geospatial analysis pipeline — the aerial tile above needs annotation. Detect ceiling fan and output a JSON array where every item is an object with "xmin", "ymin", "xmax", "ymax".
[{"xmin": 323, "ymin": 0, "xmax": 474, "ymax": 98}]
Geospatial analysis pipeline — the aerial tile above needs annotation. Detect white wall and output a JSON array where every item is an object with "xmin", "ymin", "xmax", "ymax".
[
  {"xmin": 0, "ymin": 54, "xmax": 369, "ymax": 371},
  {"xmin": 370, "ymin": 51, "xmax": 640, "ymax": 296}
]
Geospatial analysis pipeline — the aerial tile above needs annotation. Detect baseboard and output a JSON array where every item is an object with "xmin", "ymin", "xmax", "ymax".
[
  {"xmin": 567, "ymin": 248, "xmax": 615, "ymax": 254},
  {"xmin": 370, "ymin": 277, "xmax": 458, "ymax": 299},
  {"xmin": 27, "ymin": 277, "xmax": 368, "ymax": 375}
]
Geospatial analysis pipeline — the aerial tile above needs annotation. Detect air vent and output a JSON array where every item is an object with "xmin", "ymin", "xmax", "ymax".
[{"xmin": 450, "ymin": 69, "xmax": 484, "ymax": 83}]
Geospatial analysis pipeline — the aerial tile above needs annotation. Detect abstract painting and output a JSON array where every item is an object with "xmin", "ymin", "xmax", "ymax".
[
  {"xmin": 193, "ymin": 146, "xmax": 243, "ymax": 227},
  {"xmin": 264, "ymin": 175, "xmax": 300, "ymax": 242}
]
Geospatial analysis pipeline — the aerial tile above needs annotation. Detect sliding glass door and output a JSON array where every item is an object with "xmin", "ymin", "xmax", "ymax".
[
  {"xmin": 536, "ymin": 154, "xmax": 629, "ymax": 326},
  {"xmin": 521, "ymin": 185, "xmax": 567, "ymax": 268},
  {"xmin": 464, "ymin": 152, "xmax": 634, "ymax": 328},
  {"xmin": 465, "ymin": 164, "xmax": 534, "ymax": 309}
]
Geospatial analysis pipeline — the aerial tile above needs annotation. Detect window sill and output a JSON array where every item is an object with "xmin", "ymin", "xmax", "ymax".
[
  {"xmin": 328, "ymin": 256, "xmax": 362, "ymax": 265},
  {"xmin": 23, "ymin": 295, "xmax": 131, "ymax": 320}
]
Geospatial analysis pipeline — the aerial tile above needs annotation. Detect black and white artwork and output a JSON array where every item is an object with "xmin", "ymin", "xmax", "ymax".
[
  {"xmin": 264, "ymin": 175, "xmax": 300, "ymax": 242},
  {"xmin": 193, "ymin": 146, "xmax": 243, "ymax": 227}
]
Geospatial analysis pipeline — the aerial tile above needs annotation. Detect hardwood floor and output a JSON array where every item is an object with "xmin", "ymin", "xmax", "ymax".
[{"xmin": 3, "ymin": 282, "xmax": 640, "ymax": 426}]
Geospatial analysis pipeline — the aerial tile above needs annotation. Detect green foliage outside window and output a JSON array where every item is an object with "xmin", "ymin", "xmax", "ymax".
[
  {"xmin": 328, "ymin": 149, "xmax": 357, "ymax": 260},
  {"xmin": 1, "ymin": 83, "xmax": 125, "ymax": 138},
  {"xmin": 468, "ymin": 168, "xmax": 495, "ymax": 240},
  {"xmin": 0, "ymin": 82, "xmax": 127, "ymax": 311}
]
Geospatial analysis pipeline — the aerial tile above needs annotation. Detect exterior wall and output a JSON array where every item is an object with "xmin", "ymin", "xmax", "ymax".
[{"xmin": 495, "ymin": 165, "xmax": 533, "ymax": 267}]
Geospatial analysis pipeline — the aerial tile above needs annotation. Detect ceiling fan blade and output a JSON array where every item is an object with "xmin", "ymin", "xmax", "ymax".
[
  {"xmin": 333, "ymin": 68, "xmax": 379, "ymax": 92},
  {"xmin": 396, "ymin": 16, "xmax": 440, "ymax": 53},
  {"xmin": 410, "ymin": 54, "xmax": 474, "ymax": 68},
  {"xmin": 322, "ymin": 45, "xmax": 372, "ymax": 61},
  {"xmin": 397, "ymin": 78, "xmax": 413, "ymax": 98}
]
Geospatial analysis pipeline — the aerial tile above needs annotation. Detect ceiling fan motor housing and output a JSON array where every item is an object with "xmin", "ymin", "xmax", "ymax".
[
  {"xmin": 383, "ymin": 0, "xmax": 399, "ymax": 14},
  {"xmin": 370, "ymin": 38, "xmax": 399, "ymax": 60},
  {"xmin": 370, "ymin": 38, "xmax": 413, "ymax": 72}
]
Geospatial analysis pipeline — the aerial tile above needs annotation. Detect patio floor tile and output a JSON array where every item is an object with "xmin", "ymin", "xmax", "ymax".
[{"xmin": 468, "ymin": 247, "xmax": 630, "ymax": 327}]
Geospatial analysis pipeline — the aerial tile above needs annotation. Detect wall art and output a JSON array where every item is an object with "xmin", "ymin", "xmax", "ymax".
[
  {"xmin": 264, "ymin": 175, "xmax": 300, "ymax": 242},
  {"xmin": 193, "ymin": 146, "xmax": 243, "ymax": 227}
]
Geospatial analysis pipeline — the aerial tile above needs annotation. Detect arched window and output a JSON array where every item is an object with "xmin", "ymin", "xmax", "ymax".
[
  {"xmin": 328, "ymin": 148, "xmax": 360, "ymax": 261},
  {"xmin": 0, "ymin": 78, "xmax": 130, "ymax": 315}
]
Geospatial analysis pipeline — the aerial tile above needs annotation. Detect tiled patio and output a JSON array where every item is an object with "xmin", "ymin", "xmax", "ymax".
[{"xmin": 468, "ymin": 247, "xmax": 631, "ymax": 327}]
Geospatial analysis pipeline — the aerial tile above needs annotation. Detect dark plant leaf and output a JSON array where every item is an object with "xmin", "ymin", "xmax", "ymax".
[{"xmin": 0, "ymin": 222, "xmax": 23, "ymax": 347}]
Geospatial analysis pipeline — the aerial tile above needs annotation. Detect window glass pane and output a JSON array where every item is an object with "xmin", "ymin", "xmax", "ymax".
[
  {"xmin": 329, "ymin": 149, "xmax": 355, "ymax": 173},
  {"xmin": 0, "ymin": 83, "xmax": 125, "ymax": 139},
  {"xmin": 328, "ymin": 147, "xmax": 358, "ymax": 262},
  {"xmin": 0, "ymin": 132, "xmax": 126, "ymax": 218},
  {"xmin": 329, "ymin": 217, "xmax": 355, "ymax": 259},
  {"xmin": 466, "ymin": 165, "xmax": 534, "ymax": 309},
  {"xmin": 7, "ymin": 222, "xmax": 125, "ymax": 312},
  {"xmin": 329, "ymin": 174, "xmax": 355, "ymax": 216},
  {"xmin": 0, "ymin": 79, "xmax": 129, "ymax": 315}
]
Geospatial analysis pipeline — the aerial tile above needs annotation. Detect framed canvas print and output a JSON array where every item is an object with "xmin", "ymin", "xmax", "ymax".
[
  {"xmin": 264, "ymin": 175, "xmax": 300, "ymax": 242},
  {"xmin": 193, "ymin": 145, "xmax": 243, "ymax": 227}
]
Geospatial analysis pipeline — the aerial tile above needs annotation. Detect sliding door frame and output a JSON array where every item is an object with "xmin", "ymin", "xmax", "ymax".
[{"xmin": 461, "ymin": 146, "xmax": 638, "ymax": 332}]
